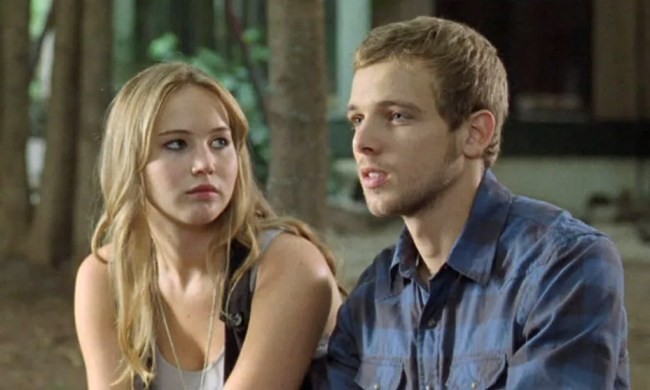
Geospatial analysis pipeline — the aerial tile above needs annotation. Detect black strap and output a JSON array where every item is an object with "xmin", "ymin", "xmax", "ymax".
[
  {"xmin": 220, "ymin": 239, "xmax": 313, "ymax": 389},
  {"xmin": 220, "ymin": 239, "xmax": 251, "ymax": 380}
]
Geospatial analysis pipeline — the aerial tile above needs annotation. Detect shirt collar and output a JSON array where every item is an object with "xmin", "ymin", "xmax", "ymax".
[{"xmin": 389, "ymin": 169, "xmax": 513, "ymax": 287}]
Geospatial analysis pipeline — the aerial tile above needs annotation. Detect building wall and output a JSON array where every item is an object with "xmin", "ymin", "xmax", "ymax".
[{"xmin": 494, "ymin": 157, "xmax": 649, "ymax": 218}]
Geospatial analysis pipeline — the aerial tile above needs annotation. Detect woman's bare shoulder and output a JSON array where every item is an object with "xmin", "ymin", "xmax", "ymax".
[
  {"xmin": 257, "ymin": 232, "xmax": 333, "ymax": 285},
  {"xmin": 76, "ymin": 245, "xmax": 112, "ymax": 294}
]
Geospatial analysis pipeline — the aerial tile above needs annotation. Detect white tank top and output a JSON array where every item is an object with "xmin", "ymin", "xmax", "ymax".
[{"xmin": 150, "ymin": 346, "xmax": 224, "ymax": 390}]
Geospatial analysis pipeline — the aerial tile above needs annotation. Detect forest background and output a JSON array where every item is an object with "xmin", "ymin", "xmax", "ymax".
[{"xmin": 1, "ymin": 0, "xmax": 649, "ymax": 388}]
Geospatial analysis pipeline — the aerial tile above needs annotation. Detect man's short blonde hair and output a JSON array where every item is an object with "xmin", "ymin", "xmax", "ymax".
[{"xmin": 355, "ymin": 16, "xmax": 509, "ymax": 167}]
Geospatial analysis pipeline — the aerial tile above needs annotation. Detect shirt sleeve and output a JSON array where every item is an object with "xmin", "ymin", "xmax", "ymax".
[
  {"xmin": 507, "ymin": 234, "xmax": 630, "ymax": 389},
  {"xmin": 325, "ymin": 297, "xmax": 363, "ymax": 388}
]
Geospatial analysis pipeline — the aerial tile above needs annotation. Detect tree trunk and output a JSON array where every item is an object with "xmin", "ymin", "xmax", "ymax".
[
  {"xmin": 194, "ymin": 0, "xmax": 215, "ymax": 50},
  {"xmin": 0, "ymin": 0, "xmax": 31, "ymax": 258},
  {"xmin": 266, "ymin": 0, "xmax": 329, "ymax": 230},
  {"xmin": 114, "ymin": 0, "xmax": 138, "ymax": 86},
  {"xmin": 0, "ymin": 7, "xmax": 4, "ymax": 184},
  {"xmin": 0, "ymin": 11, "xmax": 6, "ymax": 165},
  {"xmin": 72, "ymin": 0, "xmax": 114, "ymax": 264},
  {"xmin": 29, "ymin": 0, "xmax": 82, "ymax": 266},
  {"xmin": 171, "ymin": 0, "xmax": 192, "ymax": 54},
  {"xmin": 134, "ymin": 0, "xmax": 171, "ymax": 66}
]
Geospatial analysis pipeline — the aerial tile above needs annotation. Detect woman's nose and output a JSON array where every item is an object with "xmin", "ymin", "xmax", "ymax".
[{"xmin": 191, "ymin": 146, "xmax": 216, "ymax": 175}]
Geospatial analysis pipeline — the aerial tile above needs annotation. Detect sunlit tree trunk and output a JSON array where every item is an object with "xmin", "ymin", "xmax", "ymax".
[
  {"xmin": 0, "ymin": 0, "xmax": 31, "ymax": 259},
  {"xmin": 29, "ymin": 0, "xmax": 82, "ymax": 266},
  {"xmin": 72, "ymin": 0, "xmax": 114, "ymax": 264},
  {"xmin": 266, "ymin": 0, "xmax": 329, "ymax": 230}
]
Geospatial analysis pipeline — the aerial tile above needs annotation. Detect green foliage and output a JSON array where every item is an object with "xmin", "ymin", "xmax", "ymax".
[{"xmin": 148, "ymin": 32, "xmax": 271, "ymax": 183}]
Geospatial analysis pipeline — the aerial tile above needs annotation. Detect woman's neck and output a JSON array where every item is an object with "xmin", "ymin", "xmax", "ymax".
[{"xmin": 148, "ymin": 216, "xmax": 224, "ymax": 290}]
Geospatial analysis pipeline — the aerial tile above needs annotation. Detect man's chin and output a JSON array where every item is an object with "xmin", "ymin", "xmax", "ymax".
[{"xmin": 365, "ymin": 199, "xmax": 398, "ymax": 218}]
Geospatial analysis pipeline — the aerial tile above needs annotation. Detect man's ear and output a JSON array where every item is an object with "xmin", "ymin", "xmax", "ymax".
[{"xmin": 462, "ymin": 110, "xmax": 496, "ymax": 159}]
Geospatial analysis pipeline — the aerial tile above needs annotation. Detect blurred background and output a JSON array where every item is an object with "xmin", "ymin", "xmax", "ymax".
[{"xmin": 0, "ymin": 0, "xmax": 648, "ymax": 388}]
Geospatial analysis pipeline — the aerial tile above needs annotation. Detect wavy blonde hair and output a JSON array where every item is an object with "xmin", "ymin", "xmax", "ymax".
[
  {"xmin": 90, "ymin": 62, "xmax": 338, "ymax": 387},
  {"xmin": 355, "ymin": 16, "xmax": 509, "ymax": 168}
]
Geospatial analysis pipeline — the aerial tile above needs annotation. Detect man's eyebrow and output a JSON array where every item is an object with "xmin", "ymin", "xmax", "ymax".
[
  {"xmin": 378, "ymin": 100, "xmax": 423, "ymax": 113},
  {"xmin": 347, "ymin": 100, "xmax": 423, "ymax": 113}
]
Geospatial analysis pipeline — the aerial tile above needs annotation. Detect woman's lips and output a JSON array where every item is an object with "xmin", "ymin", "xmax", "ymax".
[{"xmin": 186, "ymin": 184, "xmax": 218, "ymax": 199}]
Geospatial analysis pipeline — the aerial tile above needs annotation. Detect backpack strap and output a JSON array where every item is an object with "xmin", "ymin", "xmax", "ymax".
[
  {"xmin": 221, "ymin": 230, "xmax": 283, "ymax": 380},
  {"xmin": 221, "ymin": 239, "xmax": 250, "ymax": 380},
  {"xmin": 221, "ymin": 230, "xmax": 314, "ymax": 389}
]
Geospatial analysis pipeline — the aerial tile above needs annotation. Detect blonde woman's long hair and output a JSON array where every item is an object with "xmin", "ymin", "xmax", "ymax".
[{"xmin": 91, "ymin": 62, "xmax": 339, "ymax": 387}]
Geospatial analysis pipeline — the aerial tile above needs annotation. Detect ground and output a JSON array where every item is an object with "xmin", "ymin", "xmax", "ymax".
[{"xmin": 1, "ymin": 220, "xmax": 649, "ymax": 389}]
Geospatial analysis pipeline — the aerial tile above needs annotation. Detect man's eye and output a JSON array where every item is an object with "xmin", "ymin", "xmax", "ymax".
[
  {"xmin": 348, "ymin": 116, "xmax": 363, "ymax": 130},
  {"xmin": 164, "ymin": 139, "xmax": 186, "ymax": 150}
]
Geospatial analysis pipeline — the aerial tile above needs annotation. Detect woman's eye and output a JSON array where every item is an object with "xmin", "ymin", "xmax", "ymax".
[
  {"xmin": 163, "ymin": 139, "xmax": 186, "ymax": 150},
  {"xmin": 391, "ymin": 112, "xmax": 408, "ymax": 122},
  {"xmin": 211, "ymin": 138, "xmax": 229, "ymax": 149}
]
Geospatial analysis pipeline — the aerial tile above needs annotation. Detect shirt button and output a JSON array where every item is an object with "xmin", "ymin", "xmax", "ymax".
[
  {"xmin": 424, "ymin": 385, "xmax": 432, "ymax": 390},
  {"xmin": 471, "ymin": 381, "xmax": 477, "ymax": 388},
  {"xmin": 372, "ymin": 384, "xmax": 380, "ymax": 390}
]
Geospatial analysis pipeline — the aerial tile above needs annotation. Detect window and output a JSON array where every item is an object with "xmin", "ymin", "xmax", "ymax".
[{"xmin": 437, "ymin": 0, "xmax": 592, "ymax": 122}]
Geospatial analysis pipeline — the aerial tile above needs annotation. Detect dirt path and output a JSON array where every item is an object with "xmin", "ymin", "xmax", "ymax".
[{"xmin": 1, "ymin": 258, "xmax": 84, "ymax": 389}]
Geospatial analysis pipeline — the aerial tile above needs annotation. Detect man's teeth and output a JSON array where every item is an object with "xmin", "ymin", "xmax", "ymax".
[{"xmin": 368, "ymin": 172, "xmax": 381, "ymax": 179}]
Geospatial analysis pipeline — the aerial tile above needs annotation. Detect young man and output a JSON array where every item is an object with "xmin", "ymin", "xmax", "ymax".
[{"xmin": 326, "ymin": 16, "xmax": 629, "ymax": 389}]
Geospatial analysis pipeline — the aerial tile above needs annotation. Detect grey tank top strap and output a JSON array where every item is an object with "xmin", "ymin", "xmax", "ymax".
[{"xmin": 248, "ymin": 229, "xmax": 284, "ymax": 292}]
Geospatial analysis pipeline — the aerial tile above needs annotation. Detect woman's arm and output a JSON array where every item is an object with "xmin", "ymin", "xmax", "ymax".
[
  {"xmin": 74, "ymin": 251, "xmax": 130, "ymax": 390},
  {"xmin": 224, "ymin": 233, "xmax": 339, "ymax": 389}
]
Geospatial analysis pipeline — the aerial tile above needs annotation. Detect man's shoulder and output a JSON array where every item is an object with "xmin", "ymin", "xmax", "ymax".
[
  {"xmin": 506, "ymin": 194, "xmax": 607, "ymax": 244},
  {"xmin": 499, "ymin": 193, "xmax": 620, "ymax": 279}
]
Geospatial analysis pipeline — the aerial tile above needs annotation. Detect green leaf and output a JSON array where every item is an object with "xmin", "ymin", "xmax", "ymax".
[
  {"xmin": 148, "ymin": 32, "xmax": 181, "ymax": 61},
  {"xmin": 242, "ymin": 28, "xmax": 264, "ymax": 44}
]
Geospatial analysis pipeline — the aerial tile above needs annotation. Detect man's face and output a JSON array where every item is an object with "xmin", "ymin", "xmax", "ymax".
[{"xmin": 348, "ymin": 60, "xmax": 465, "ymax": 217}]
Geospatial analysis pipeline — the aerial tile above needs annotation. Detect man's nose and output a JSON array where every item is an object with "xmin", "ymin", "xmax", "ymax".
[{"xmin": 352, "ymin": 117, "xmax": 382, "ymax": 156}]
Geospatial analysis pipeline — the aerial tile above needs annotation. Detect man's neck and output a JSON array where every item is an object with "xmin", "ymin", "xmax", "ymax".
[{"xmin": 404, "ymin": 167, "xmax": 483, "ymax": 279}]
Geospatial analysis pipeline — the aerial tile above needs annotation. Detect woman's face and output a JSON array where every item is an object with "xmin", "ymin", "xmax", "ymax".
[{"xmin": 144, "ymin": 84, "xmax": 239, "ymax": 229}]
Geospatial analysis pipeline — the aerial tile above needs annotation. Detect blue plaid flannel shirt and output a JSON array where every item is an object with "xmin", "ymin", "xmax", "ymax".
[{"xmin": 326, "ymin": 170, "xmax": 629, "ymax": 389}]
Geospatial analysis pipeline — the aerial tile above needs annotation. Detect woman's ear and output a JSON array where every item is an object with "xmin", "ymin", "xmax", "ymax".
[{"xmin": 462, "ymin": 110, "xmax": 496, "ymax": 159}]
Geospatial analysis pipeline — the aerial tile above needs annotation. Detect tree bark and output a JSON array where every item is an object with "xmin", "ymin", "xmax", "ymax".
[
  {"xmin": 194, "ymin": 0, "xmax": 215, "ymax": 50},
  {"xmin": 72, "ymin": 0, "xmax": 114, "ymax": 264},
  {"xmin": 114, "ymin": 0, "xmax": 137, "ymax": 85},
  {"xmin": 29, "ymin": 0, "xmax": 82, "ymax": 266},
  {"xmin": 0, "ymin": 0, "xmax": 31, "ymax": 258},
  {"xmin": 0, "ymin": 7, "xmax": 4, "ymax": 182},
  {"xmin": 170, "ymin": 0, "xmax": 192, "ymax": 54},
  {"xmin": 134, "ymin": 0, "xmax": 172, "ymax": 66},
  {"xmin": 266, "ymin": 0, "xmax": 329, "ymax": 230}
]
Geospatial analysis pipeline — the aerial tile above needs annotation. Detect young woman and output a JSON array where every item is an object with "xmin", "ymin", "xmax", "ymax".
[{"xmin": 74, "ymin": 62, "xmax": 342, "ymax": 389}]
